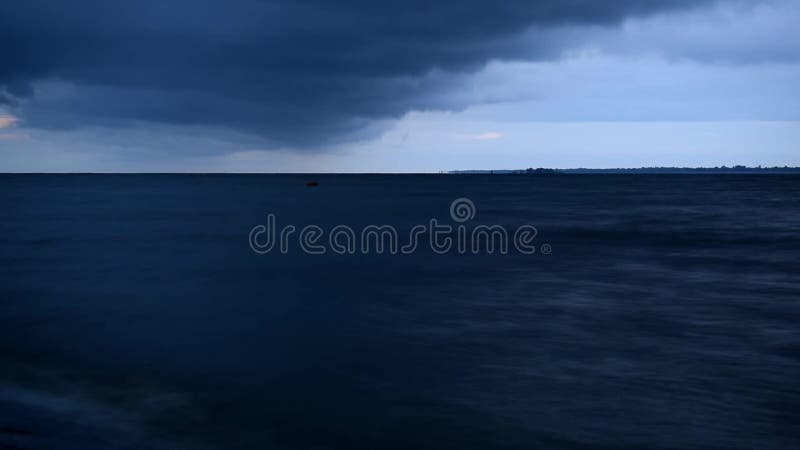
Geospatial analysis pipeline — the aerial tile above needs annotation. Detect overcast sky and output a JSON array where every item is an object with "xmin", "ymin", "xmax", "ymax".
[{"xmin": 1, "ymin": 0, "xmax": 799, "ymax": 172}]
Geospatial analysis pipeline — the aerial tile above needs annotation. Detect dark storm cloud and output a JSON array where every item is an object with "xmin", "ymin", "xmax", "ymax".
[{"xmin": 1, "ymin": 0, "xmax": 721, "ymax": 146}]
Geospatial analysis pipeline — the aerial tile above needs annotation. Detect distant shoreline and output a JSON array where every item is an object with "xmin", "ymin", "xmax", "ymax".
[{"xmin": 450, "ymin": 166, "xmax": 800, "ymax": 174}]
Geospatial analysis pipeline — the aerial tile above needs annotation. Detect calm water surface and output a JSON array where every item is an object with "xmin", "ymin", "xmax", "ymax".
[{"xmin": 1, "ymin": 174, "xmax": 799, "ymax": 449}]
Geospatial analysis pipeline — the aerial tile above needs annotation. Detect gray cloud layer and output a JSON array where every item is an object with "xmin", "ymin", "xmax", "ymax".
[{"xmin": 1, "ymin": 0, "xmax": 727, "ymax": 147}]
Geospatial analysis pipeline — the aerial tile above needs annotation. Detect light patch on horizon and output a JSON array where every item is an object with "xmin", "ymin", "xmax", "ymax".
[
  {"xmin": 454, "ymin": 132, "xmax": 504, "ymax": 141},
  {"xmin": 473, "ymin": 132, "xmax": 504, "ymax": 140},
  {"xmin": 0, "ymin": 134, "xmax": 25, "ymax": 140},
  {"xmin": 0, "ymin": 116, "xmax": 19, "ymax": 129}
]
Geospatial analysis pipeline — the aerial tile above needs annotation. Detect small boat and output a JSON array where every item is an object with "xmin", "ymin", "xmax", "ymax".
[{"xmin": 305, "ymin": 181, "xmax": 319, "ymax": 187}]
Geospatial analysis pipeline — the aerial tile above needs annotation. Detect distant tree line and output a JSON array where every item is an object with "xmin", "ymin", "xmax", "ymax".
[{"xmin": 449, "ymin": 166, "xmax": 800, "ymax": 174}]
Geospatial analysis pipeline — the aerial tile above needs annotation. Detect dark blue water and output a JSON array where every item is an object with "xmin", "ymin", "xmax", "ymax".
[{"xmin": 1, "ymin": 174, "xmax": 799, "ymax": 449}]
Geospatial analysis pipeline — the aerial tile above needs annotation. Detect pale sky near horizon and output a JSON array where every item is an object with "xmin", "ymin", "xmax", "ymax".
[{"xmin": 1, "ymin": 0, "xmax": 799, "ymax": 172}]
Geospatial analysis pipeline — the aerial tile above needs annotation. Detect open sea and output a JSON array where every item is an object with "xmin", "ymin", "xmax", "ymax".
[{"xmin": 1, "ymin": 174, "xmax": 799, "ymax": 450}]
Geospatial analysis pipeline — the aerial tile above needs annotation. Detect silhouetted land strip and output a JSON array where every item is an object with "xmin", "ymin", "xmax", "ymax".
[{"xmin": 450, "ymin": 166, "xmax": 800, "ymax": 174}]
